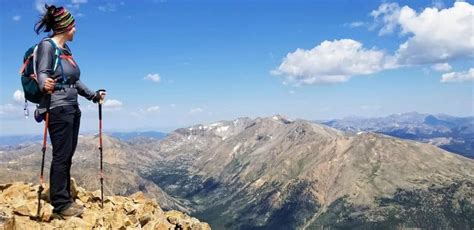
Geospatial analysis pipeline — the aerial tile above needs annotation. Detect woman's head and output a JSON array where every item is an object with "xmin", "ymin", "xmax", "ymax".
[{"xmin": 34, "ymin": 4, "xmax": 76, "ymax": 40}]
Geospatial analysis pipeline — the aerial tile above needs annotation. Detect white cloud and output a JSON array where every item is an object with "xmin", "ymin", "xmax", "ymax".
[
  {"xmin": 103, "ymin": 99, "xmax": 123, "ymax": 109},
  {"xmin": 272, "ymin": 39, "xmax": 396, "ymax": 85},
  {"xmin": 371, "ymin": 3, "xmax": 401, "ymax": 35},
  {"xmin": 189, "ymin": 107, "xmax": 203, "ymax": 114},
  {"xmin": 144, "ymin": 73, "xmax": 161, "ymax": 83},
  {"xmin": 129, "ymin": 105, "xmax": 160, "ymax": 118},
  {"xmin": 441, "ymin": 68, "xmax": 474, "ymax": 83},
  {"xmin": 13, "ymin": 90, "xmax": 25, "ymax": 104},
  {"xmin": 146, "ymin": 106, "xmax": 160, "ymax": 112},
  {"xmin": 373, "ymin": 2, "xmax": 474, "ymax": 65},
  {"xmin": 431, "ymin": 63, "xmax": 452, "ymax": 72},
  {"xmin": 12, "ymin": 15, "xmax": 21, "ymax": 21}
]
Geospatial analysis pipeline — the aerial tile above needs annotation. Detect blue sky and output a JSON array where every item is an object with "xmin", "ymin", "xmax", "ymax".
[{"xmin": 1, "ymin": 0, "xmax": 473, "ymax": 135}]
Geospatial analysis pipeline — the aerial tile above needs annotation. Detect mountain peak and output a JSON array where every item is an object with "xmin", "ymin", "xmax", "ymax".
[{"xmin": 270, "ymin": 114, "xmax": 293, "ymax": 123}]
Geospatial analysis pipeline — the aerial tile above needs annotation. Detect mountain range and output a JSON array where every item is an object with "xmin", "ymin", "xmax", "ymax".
[
  {"xmin": 141, "ymin": 115, "xmax": 473, "ymax": 229},
  {"xmin": 0, "ymin": 131, "xmax": 166, "ymax": 147},
  {"xmin": 319, "ymin": 112, "xmax": 474, "ymax": 159},
  {"xmin": 1, "ymin": 115, "xmax": 473, "ymax": 229}
]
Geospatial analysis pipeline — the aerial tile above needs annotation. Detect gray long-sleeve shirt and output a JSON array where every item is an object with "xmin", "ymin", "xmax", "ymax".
[{"xmin": 36, "ymin": 39, "xmax": 96, "ymax": 109}]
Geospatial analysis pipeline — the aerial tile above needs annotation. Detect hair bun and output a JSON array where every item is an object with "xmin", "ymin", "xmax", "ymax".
[
  {"xmin": 45, "ymin": 4, "xmax": 56, "ymax": 10},
  {"xmin": 42, "ymin": 4, "xmax": 57, "ymax": 32}
]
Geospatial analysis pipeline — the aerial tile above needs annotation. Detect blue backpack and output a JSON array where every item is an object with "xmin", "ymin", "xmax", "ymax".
[{"xmin": 20, "ymin": 38, "xmax": 62, "ymax": 104}]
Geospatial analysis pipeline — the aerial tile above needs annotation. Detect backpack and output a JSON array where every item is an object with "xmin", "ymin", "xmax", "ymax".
[{"xmin": 19, "ymin": 38, "xmax": 62, "ymax": 104}]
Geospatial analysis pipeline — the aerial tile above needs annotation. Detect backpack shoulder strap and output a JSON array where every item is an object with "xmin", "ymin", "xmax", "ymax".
[
  {"xmin": 64, "ymin": 43, "xmax": 71, "ymax": 54},
  {"xmin": 43, "ymin": 38, "xmax": 62, "ymax": 72},
  {"xmin": 32, "ymin": 45, "xmax": 39, "ymax": 77},
  {"xmin": 44, "ymin": 38, "xmax": 58, "ymax": 50}
]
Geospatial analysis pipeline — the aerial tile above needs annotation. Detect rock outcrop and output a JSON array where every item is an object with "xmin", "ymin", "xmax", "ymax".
[
  {"xmin": 0, "ymin": 135, "xmax": 188, "ymax": 212},
  {"xmin": 0, "ymin": 179, "xmax": 211, "ymax": 230}
]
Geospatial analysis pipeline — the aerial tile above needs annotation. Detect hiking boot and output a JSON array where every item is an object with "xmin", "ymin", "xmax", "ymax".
[
  {"xmin": 70, "ymin": 202, "xmax": 84, "ymax": 210},
  {"xmin": 57, "ymin": 204, "xmax": 84, "ymax": 217}
]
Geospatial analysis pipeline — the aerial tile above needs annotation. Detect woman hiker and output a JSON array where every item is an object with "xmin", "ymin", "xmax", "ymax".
[{"xmin": 34, "ymin": 4, "xmax": 106, "ymax": 217}]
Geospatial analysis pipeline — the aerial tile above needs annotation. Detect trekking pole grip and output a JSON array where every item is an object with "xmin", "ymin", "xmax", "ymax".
[{"xmin": 97, "ymin": 89, "xmax": 106, "ymax": 105}]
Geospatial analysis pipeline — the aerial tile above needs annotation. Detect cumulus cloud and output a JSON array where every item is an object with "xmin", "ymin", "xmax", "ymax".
[
  {"xmin": 129, "ymin": 105, "xmax": 161, "ymax": 118},
  {"xmin": 13, "ymin": 90, "xmax": 25, "ymax": 104},
  {"xmin": 431, "ymin": 63, "xmax": 452, "ymax": 72},
  {"xmin": 441, "ymin": 68, "xmax": 474, "ymax": 83},
  {"xmin": 371, "ymin": 2, "xmax": 402, "ymax": 35},
  {"xmin": 272, "ymin": 39, "xmax": 396, "ymax": 85},
  {"xmin": 12, "ymin": 15, "xmax": 21, "ymax": 21},
  {"xmin": 103, "ymin": 99, "xmax": 123, "ymax": 110},
  {"xmin": 272, "ymin": 2, "xmax": 473, "ymax": 85},
  {"xmin": 144, "ymin": 73, "xmax": 161, "ymax": 83},
  {"xmin": 373, "ymin": 2, "xmax": 474, "ymax": 65}
]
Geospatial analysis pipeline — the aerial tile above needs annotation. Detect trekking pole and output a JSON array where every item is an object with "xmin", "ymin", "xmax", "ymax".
[
  {"xmin": 35, "ymin": 93, "xmax": 51, "ymax": 221},
  {"xmin": 97, "ymin": 89, "xmax": 106, "ymax": 208}
]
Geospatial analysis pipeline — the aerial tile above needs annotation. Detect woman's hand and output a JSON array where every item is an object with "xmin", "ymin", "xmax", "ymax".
[
  {"xmin": 93, "ymin": 90, "xmax": 107, "ymax": 104},
  {"xmin": 44, "ymin": 78, "xmax": 56, "ymax": 92},
  {"xmin": 99, "ymin": 91, "xmax": 106, "ymax": 104}
]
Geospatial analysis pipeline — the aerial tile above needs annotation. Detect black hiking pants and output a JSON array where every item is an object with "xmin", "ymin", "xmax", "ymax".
[{"xmin": 48, "ymin": 105, "xmax": 81, "ymax": 212}]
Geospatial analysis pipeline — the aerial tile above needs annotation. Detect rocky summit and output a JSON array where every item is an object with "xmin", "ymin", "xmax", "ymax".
[{"xmin": 0, "ymin": 179, "xmax": 211, "ymax": 230}]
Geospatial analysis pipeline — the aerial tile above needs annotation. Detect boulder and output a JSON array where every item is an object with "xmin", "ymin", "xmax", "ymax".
[
  {"xmin": 70, "ymin": 178, "xmax": 79, "ymax": 199},
  {"xmin": 0, "ymin": 211, "xmax": 14, "ymax": 230},
  {"xmin": 63, "ymin": 216, "xmax": 93, "ymax": 229},
  {"xmin": 130, "ymin": 191, "xmax": 146, "ymax": 204}
]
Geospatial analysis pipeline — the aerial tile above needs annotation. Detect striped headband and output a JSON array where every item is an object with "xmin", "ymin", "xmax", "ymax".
[{"xmin": 52, "ymin": 7, "xmax": 75, "ymax": 34}]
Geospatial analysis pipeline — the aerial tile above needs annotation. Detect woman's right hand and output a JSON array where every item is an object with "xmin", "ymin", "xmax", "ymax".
[{"xmin": 44, "ymin": 78, "xmax": 56, "ymax": 92}]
